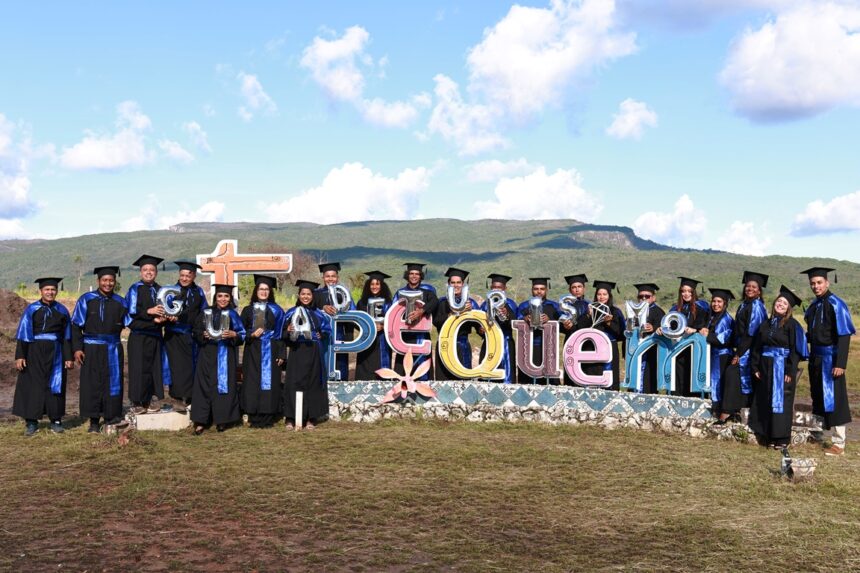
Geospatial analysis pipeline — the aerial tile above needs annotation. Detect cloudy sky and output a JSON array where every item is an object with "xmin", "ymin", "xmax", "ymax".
[{"xmin": 2, "ymin": 0, "xmax": 860, "ymax": 261}]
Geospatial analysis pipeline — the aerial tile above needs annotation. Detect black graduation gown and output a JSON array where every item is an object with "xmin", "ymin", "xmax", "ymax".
[
  {"xmin": 805, "ymin": 293, "xmax": 853, "ymax": 428},
  {"xmin": 640, "ymin": 303, "xmax": 666, "ymax": 394},
  {"xmin": 191, "ymin": 308, "xmax": 244, "ymax": 426},
  {"xmin": 71, "ymin": 292, "xmax": 128, "ymax": 422},
  {"xmin": 575, "ymin": 305, "xmax": 625, "ymax": 390},
  {"xmin": 355, "ymin": 298, "xmax": 391, "ymax": 381},
  {"xmin": 126, "ymin": 281, "xmax": 165, "ymax": 404},
  {"xmin": 748, "ymin": 317, "xmax": 802, "ymax": 445},
  {"xmin": 391, "ymin": 285, "xmax": 438, "ymax": 380},
  {"xmin": 282, "ymin": 306, "xmax": 331, "ymax": 425},
  {"xmin": 312, "ymin": 287, "xmax": 354, "ymax": 381},
  {"xmin": 671, "ymin": 301, "xmax": 709, "ymax": 396},
  {"xmin": 723, "ymin": 299, "xmax": 767, "ymax": 411},
  {"xmin": 164, "ymin": 283, "xmax": 207, "ymax": 401},
  {"xmin": 478, "ymin": 296, "xmax": 519, "ymax": 384},
  {"xmin": 13, "ymin": 302, "xmax": 72, "ymax": 421},
  {"xmin": 433, "ymin": 297, "xmax": 479, "ymax": 381},
  {"xmin": 240, "ymin": 303, "xmax": 284, "ymax": 426},
  {"xmin": 516, "ymin": 299, "xmax": 562, "ymax": 385},
  {"xmin": 560, "ymin": 297, "xmax": 591, "ymax": 386},
  {"xmin": 705, "ymin": 310, "xmax": 735, "ymax": 409}
]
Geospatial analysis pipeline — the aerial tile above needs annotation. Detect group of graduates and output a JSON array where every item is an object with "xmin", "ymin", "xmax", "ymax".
[{"xmin": 12, "ymin": 257, "xmax": 855, "ymax": 454}]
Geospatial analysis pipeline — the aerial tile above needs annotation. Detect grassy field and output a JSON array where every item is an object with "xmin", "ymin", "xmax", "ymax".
[{"xmin": 1, "ymin": 419, "xmax": 859, "ymax": 572}]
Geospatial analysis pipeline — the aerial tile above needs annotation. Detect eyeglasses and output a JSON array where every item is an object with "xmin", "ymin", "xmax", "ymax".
[{"xmin": 638, "ymin": 294, "xmax": 652, "ymax": 300}]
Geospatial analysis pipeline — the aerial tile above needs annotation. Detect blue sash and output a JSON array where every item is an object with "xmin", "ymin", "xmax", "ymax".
[
  {"xmin": 710, "ymin": 348, "xmax": 733, "ymax": 401},
  {"xmin": 812, "ymin": 345, "xmax": 838, "ymax": 412},
  {"xmin": 34, "ymin": 333, "xmax": 63, "ymax": 394},
  {"xmin": 259, "ymin": 330, "xmax": 276, "ymax": 391},
  {"xmin": 83, "ymin": 334, "xmax": 122, "ymax": 397},
  {"xmin": 217, "ymin": 342, "xmax": 229, "ymax": 394},
  {"xmin": 762, "ymin": 346, "xmax": 790, "ymax": 414}
]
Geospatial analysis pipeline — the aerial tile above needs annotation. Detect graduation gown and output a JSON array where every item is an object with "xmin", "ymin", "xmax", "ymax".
[
  {"xmin": 723, "ymin": 298, "xmax": 767, "ymax": 410},
  {"xmin": 575, "ymin": 305, "xmax": 625, "ymax": 390},
  {"xmin": 433, "ymin": 296, "xmax": 480, "ymax": 380},
  {"xmin": 282, "ymin": 305, "xmax": 332, "ymax": 424},
  {"xmin": 391, "ymin": 284, "xmax": 438, "ymax": 381},
  {"xmin": 560, "ymin": 297, "xmax": 590, "ymax": 386},
  {"xmin": 640, "ymin": 303, "xmax": 666, "ymax": 394},
  {"xmin": 126, "ymin": 281, "xmax": 167, "ymax": 404},
  {"xmin": 479, "ymin": 296, "xmax": 519, "ymax": 384},
  {"xmin": 704, "ymin": 310, "xmax": 735, "ymax": 408},
  {"xmin": 313, "ymin": 287, "xmax": 355, "ymax": 381},
  {"xmin": 516, "ymin": 298, "xmax": 561, "ymax": 384},
  {"xmin": 240, "ymin": 302, "xmax": 285, "ymax": 425},
  {"xmin": 748, "ymin": 317, "xmax": 806, "ymax": 445},
  {"xmin": 355, "ymin": 298, "xmax": 392, "ymax": 381},
  {"xmin": 670, "ymin": 300, "xmax": 709, "ymax": 396},
  {"xmin": 13, "ymin": 301, "xmax": 72, "ymax": 421},
  {"xmin": 191, "ymin": 307, "xmax": 245, "ymax": 426},
  {"xmin": 71, "ymin": 292, "xmax": 129, "ymax": 421},
  {"xmin": 164, "ymin": 282, "xmax": 208, "ymax": 401},
  {"xmin": 805, "ymin": 292, "xmax": 855, "ymax": 428}
]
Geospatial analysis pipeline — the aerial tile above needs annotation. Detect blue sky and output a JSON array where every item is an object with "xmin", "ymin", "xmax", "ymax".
[{"xmin": 1, "ymin": 0, "xmax": 859, "ymax": 262}]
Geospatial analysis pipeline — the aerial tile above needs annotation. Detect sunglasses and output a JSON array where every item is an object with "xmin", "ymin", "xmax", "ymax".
[{"xmin": 638, "ymin": 294, "xmax": 652, "ymax": 300}]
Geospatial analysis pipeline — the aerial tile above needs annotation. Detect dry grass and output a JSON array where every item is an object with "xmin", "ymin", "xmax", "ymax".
[{"xmin": 1, "ymin": 418, "xmax": 859, "ymax": 573}]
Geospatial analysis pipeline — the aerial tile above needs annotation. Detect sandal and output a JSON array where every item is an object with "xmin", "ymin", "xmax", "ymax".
[{"xmin": 193, "ymin": 425, "xmax": 205, "ymax": 435}]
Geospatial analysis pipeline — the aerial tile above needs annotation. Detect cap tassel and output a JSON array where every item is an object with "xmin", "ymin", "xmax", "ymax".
[
  {"xmin": 161, "ymin": 263, "xmax": 166, "ymax": 271},
  {"xmin": 60, "ymin": 281, "xmax": 64, "ymax": 292},
  {"xmin": 834, "ymin": 273, "xmax": 838, "ymax": 284},
  {"xmin": 700, "ymin": 284, "xmax": 705, "ymax": 296},
  {"xmin": 117, "ymin": 269, "xmax": 122, "ymax": 278}
]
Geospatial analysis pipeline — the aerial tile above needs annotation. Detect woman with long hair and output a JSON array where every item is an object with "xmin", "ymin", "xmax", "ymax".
[
  {"xmin": 240, "ymin": 275, "xmax": 285, "ymax": 428},
  {"xmin": 748, "ymin": 286, "xmax": 807, "ymax": 448},
  {"xmin": 659, "ymin": 277, "xmax": 709, "ymax": 396},
  {"xmin": 355, "ymin": 271, "xmax": 393, "ymax": 381},
  {"xmin": 575, "ymin": 280, "xmax": 625, "ymax": 390}
]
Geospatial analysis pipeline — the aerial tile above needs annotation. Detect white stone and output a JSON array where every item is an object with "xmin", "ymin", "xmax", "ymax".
[{"xmin": 134, "ymin": 410, "xmax": 191, "ymax": 432}]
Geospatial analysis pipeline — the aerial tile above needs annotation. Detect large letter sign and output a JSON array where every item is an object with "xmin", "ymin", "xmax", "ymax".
[
  {"xmin": 384, "ymin": 298, "xmax": 432, "ymax": 357},
  {"xmin": 562, "ymin": 328, "xmax": 613, "ymax": 387},
  {"xmin": 326, "ymin": 311, "xmax": 376, "ymax": 381},
  {"xmin": 438, "ymin": 311, "xmax": 504, "ymax": 379},
  {"xmin": 512, "ymin": 320, "xmax": 562, "ymax": 379}
]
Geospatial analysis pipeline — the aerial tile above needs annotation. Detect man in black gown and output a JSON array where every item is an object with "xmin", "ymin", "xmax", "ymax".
[
  {"xmin": 313, "ymin": 262, "xmax": 354, "ymax": 381},
  {"xmin": 164, "ymin": 260, "xmax": 209, "ymax": 410},
  {"xmin": 517, "ymin": 278, "xmax": 561, "ymax": 385},
  {"xmin": 392, "ymin": 263, "xmax": 438, "ymax": 380},
  {"xmin": 634, "ymin": 283, "xmax": 665, "ymax": 394},
  {"xmin": 13, "ymin": 277, "xmax": 73, "ymax": 435}
]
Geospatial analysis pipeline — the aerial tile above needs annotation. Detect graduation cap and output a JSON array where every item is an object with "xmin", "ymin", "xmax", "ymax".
[
  {"xmin": 365, "ymin": 270, "xmax": 391, "ymax": 281},
  {"xmin": 403, "ymin": 262, "xmax": 427, "ymax": 272},
  {"xmin": 777, "ymin": 285, "xmax": 803, "ymax": 308},
  {"xmin": 253, "ymin": 274, "xmax": 278, "ymax": 290},
  {"xmin": 708, "ymin": 288, "xmax": 735, "ymax": 302},
  {"xmin": 35, "ymin": 277, "xmax": 62, "ymax": 290},
  {"xmin": 800, "ymin": 267, "xmax": 837, "ymax": 283},
  {"xmin": 565, "ymin": 274, "xmax": 588, "ymax": 286},
  {"xmin": 634, "ymin": 283, "xmax": 659, "ymax": 293},
  {"xmin": 132, "ymin": 254, "xmax": 164, "ymax": 268},
  {"xmin": 486, "ymin": 273, "xmax": 512, "ymax": 288},
  {"xmin": 174, "ymin": 260, "xmax": 202, "ymax": 272},
  {"xmin": 295, "ymin": 279, "xmax": 320, "ymax": 291},
  {"xmin": 318, "ymin": 262, "xmax": 341, "ymax": 273},
  {"xmin": 677, "ymin": 276, "xmax": 701, "ymax": 289},
  {"xmin": 592, "ymin": 280, "xmax": 617, "ymax": 293},
  {"xmin": 529, "ymin": 277, "xmax": 551, "ymax": 289},
  {"xmin": 444, "ymin": 267, "xmax": 470, "ymax": 281},
  {"xmin": 93, "ymin": 266, "xmax": 120, "ymax": 278},
  {"xmin": 741, "ymin": 270, "xmax": 769, "ymax": 289},
  {"xmin": 213, "ymin": 284, "xmax": 235, "ymax": 295}
]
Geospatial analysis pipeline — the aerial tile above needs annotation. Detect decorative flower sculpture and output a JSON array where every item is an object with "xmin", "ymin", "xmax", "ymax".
[{"xmin": 377, "ymin": 349, "xmax": 436, "ymax": 403}]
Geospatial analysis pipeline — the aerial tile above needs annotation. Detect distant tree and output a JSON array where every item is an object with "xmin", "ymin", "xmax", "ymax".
[{"xmin": 73, "ymin": 254, "xmax": 85, "ymax": 293}]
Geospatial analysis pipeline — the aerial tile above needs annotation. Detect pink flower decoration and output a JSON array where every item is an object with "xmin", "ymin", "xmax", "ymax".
[{"xmin": 377, "ymin": 349, "xmax": 436, "ymax": 403}]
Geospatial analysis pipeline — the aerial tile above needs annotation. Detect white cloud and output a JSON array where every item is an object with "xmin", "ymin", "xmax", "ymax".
[
  {"xmin": 466, "ymin": 158, "xmax": 539, "ymax": 182},
  {"xmin": 60, "ymin": 101, "xmax": 154, "ymax": 170},
  {"xmin": 158, "ymin": 140, "xmax": 194, "ymax": 164},
  {"xmin": 466, "ymin": 0, "xmax": 638, "ymax": 120},
  {"xmin": 426, "ymin": 74, "xmax": 508, "ymax": 156},
  {"xmin": 791, "ymin": 190, "xmax": 860, "ymax": 236},
  {"xmin": 720, "ymin": 1, "xmax": 860, "ymax": 120},
  {"xmin": 267, "ymin": 162, "xmax": 431, "ymax": 224},
  {"xmin": 473, "ymin": 167, "xmax": 602, "ymax": 221},
  {"xmin": 236, "ymin": 72, "xmax": 277, "ymax": 121},
  {"xmin": 300, "ymin": 26, "xmax": 425, "ymax": 128},
  {"xmin": 0, "ymin": 218, "xmax": 30, "ymax": 239},
  {"xmin": 120, "ymin": 196, "xmax": 225, "ymax": 231},
  {"xmin": 716, "ymin": 221, "xmax": 772, "ymax": 255},
  {"xmin": 606, "ymin": 98, "xmax": 658, "ymax": 139},
  {"xmin": 182, "ymin": 121, "xmax": 212, "ymax": 153},
  {"xmin": 632, "ymin": 194, "xmax": 707, "ymax": 246},
  {"xmin": 0, "ymin": 113, "xmax": 37, "ymax": 219}
]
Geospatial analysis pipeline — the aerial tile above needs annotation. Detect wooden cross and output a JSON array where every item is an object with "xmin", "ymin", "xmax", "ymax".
[{"xmin": 197, "ymin": 240, "xmax": 292, "ymax": 298}]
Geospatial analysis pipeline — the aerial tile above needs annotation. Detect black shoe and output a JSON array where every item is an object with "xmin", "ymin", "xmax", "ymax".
[
  {"xmin": 87, "ymin": 423, "xmax": 100, "ymax": 434},
  {"xmin": 25, "ymin": 422, "xmax": 38, "ymax": 437},
  {"xmin": 216, "ymin": 424, "xmax": 226, "ymax": 432},
  {"xmin": 50, "ymin": 421, "xmax": 65, "ymax": 434}
]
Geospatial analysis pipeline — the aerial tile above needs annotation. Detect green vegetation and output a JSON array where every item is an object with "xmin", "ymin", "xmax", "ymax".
[{"xmin": 1, "ymin": 419, "xmax": 859, "ymax": 572}]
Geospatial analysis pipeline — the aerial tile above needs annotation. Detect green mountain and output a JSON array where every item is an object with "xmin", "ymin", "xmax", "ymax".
[{"xmin": 1, "ymin": 219, "xmax": 857, "ymax": 312}]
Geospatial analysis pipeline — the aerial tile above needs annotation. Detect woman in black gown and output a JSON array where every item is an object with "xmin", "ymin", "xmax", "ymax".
[
  {"xmin": 749, "ymin": 286, "xmax": 807, "ymax": 448},
  {"xmin": 355, "ymin": 271, "xmax": 392, "ymax": 381},
  {"xmin": 191, "ymin": 284, "xmax": 245, "ymax": 434},
  {"xmin": 700, "ymin": 288, "xmax": 735, "ymax": 421},
  {"xmin": 282, "ymin": 280, "xmax": 332, "ymax": 430},
  {"xmin": 660, "ymin": 277, "xmax": 709, "ymax": 396},
  {"xmin": 575, "ymin": 280, "xmax": 625, "ymax": 390},
  {"xmin": 240, "ymin": 275, "xmax": 285, "ymax": 428}
]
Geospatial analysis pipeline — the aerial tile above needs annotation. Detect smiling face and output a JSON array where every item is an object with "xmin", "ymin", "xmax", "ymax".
[
  {"xmin": 407, "ymin": 270, "xmax": 421, "ymax": 288},
  {"xmin": 98, "ymin": 274, "xmax": 116, "ymax": 295},
  {"xmin": 773, "ymin": 296, "xmax": 790, "ymax": 317},
  {"xmin": 531, "ymin": 284, "xmax": 547, "ymax": 299},
  {"xmin": 448, "ymin": 275, "xmax": 463, "ymax": 295},
  {"xmin": 490, "ymin": 280, "xmax": 506, "ymax": 293},
  {"xmin": 256, "ymin": 283, "xmax": 271, "ymax": 302},
  {"xmin": 595, "ymin": 288, "xmax": 610, "ymax": 304},
  {"xmin": 322, "ymin": 270, "xmax": 339, "ymax": 286},
  {"xmin": 369, "ymin": 278, "xmax": 381, "ymax": 295},
  {"xmin": 178, "ymin": 269, "xmax": 195, "ymax": 287},
  {"xmin": 743, "ymin": 280, "xmax": 761, "ymax": 301},
  {"xmin": 40, "ymin": 285, "xmax": 57, "ymax": 304},
  {"xmin": 809, "ymin": 276, "xmax": 829, "ymax": 298},
  {"xmin": 638, "ymin": 290, "xmax": 654, "ymax": 303},
  {"xmin": 298, "ymin": 287, "xmax": 314, "ymax": 305},
  {"xmin": 680, "ymin": 285, "xmax": 693, "ymax": 302},
  {"xmin": 569, "ymin": 282, "xmax": 585, "ymax": 298},
  {"xmin": 215, "ymin": 292, "xmax": 232, "ymax": 309},
  {"xmin": 139, "ymin": 264, "xmax": 157, "ymax": 284},
  {"xmin": 711, "ymin": 297, "xmax": 726, "ymax": 313}
]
